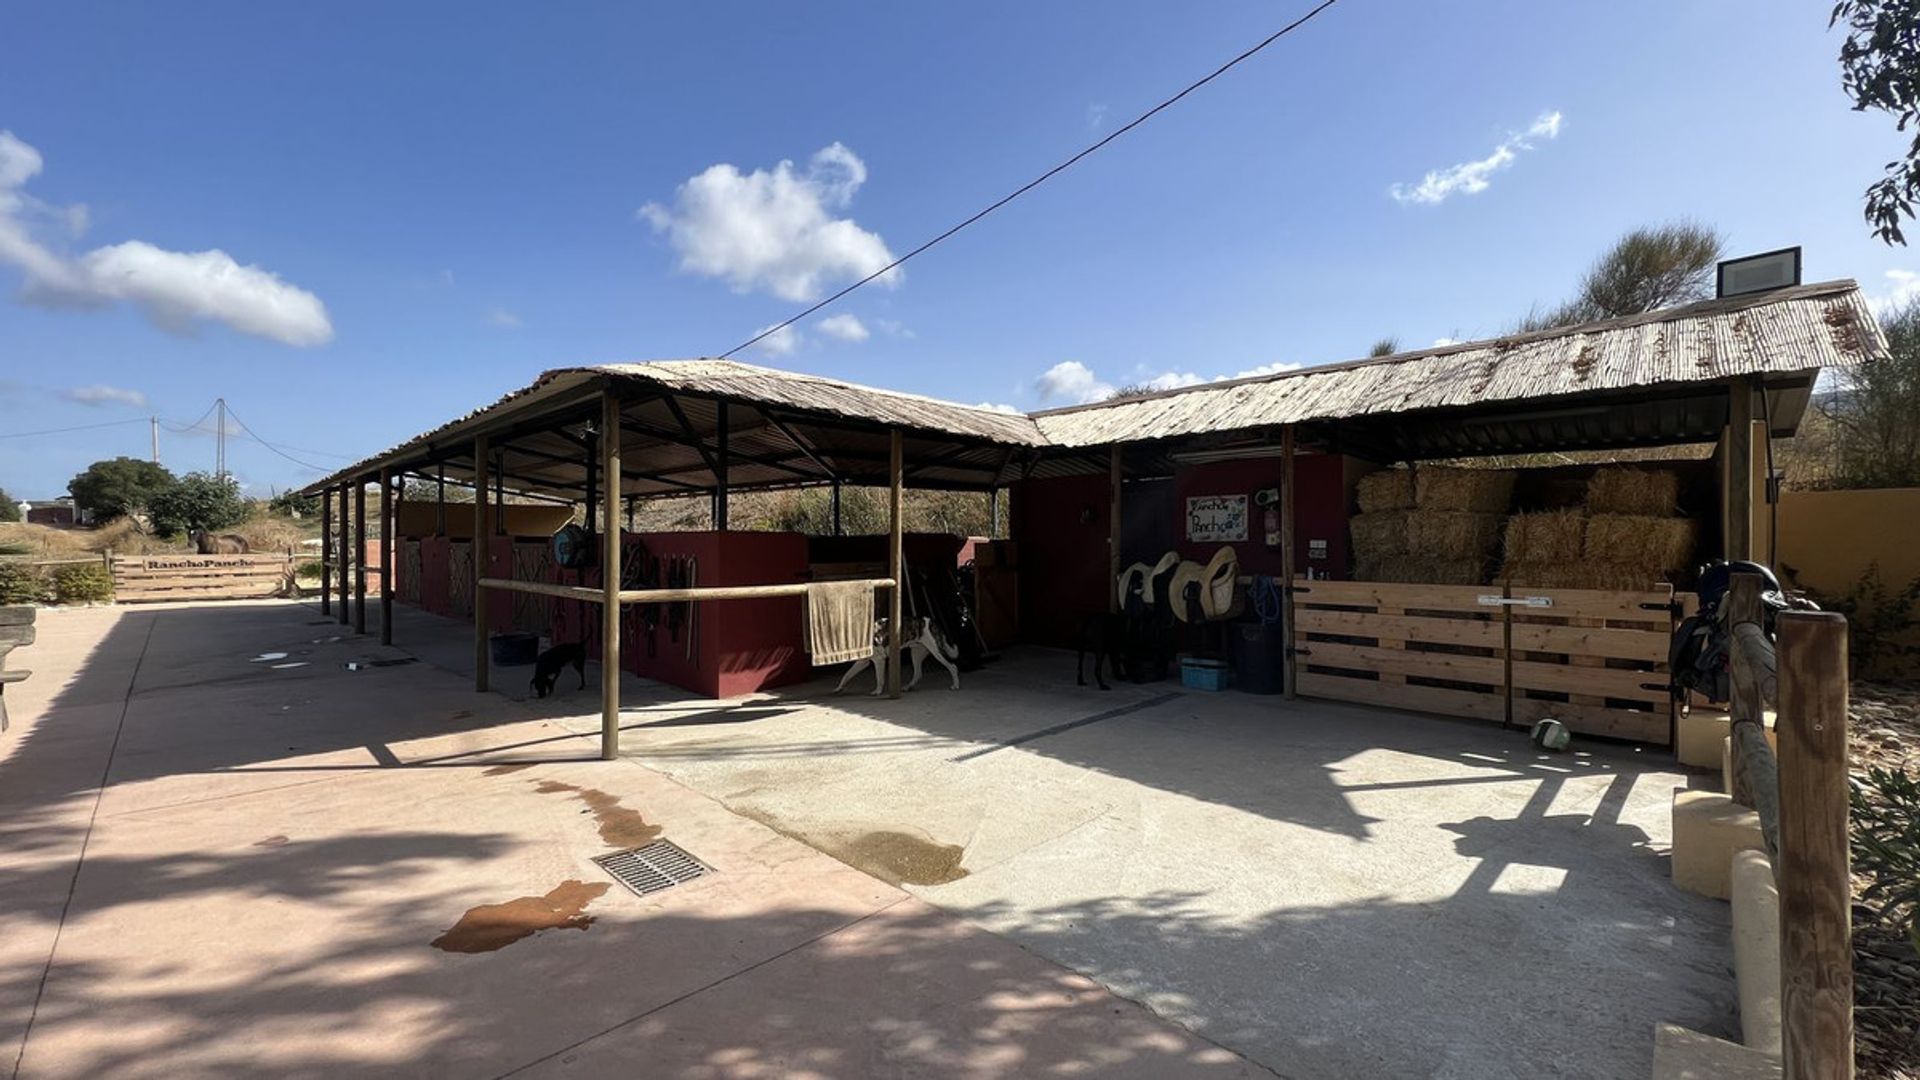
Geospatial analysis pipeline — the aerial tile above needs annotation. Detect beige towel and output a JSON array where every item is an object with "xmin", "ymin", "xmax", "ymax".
[{"xmin": 805, "ymin": 580, "xmax": 875, "ymax": 666}]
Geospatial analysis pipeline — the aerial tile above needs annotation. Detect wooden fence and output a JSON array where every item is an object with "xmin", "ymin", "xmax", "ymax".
[
  {"xmin": 1291, "ymin": 579, "xmax": 1679, "ymax": 745},
  {"xmin": 110, "ymin": 553, "xmax": 298, "ymax": 603},
  {"xmin": 1724, "ymin": 572, "xmax": 1854, "ymax": 1079}
]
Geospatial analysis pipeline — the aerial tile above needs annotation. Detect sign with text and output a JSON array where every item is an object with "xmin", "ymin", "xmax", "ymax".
[{"xmin": 1185, "ymin": 494, "xmax": 1248, "ymax": 543}]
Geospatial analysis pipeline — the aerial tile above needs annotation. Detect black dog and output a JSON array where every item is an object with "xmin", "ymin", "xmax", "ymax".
[
  {"xmin": 1076, "ymin": 613, "xmax": 1134, "ymax": 691},
  {"xmin": 530, "ymin": 642, "xmax": 587, "ymax": 699}
]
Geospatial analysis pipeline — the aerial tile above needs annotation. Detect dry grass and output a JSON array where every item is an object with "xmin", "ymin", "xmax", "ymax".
[
  {"xmin": 1355, "ymin": 468, "xmax": 1415, "ymax": 513},
  {"xmin": 1414, "ymin": 466, "xmax": 1516, "ymax": 512},
  {"xmin": 1348, "ymin": 511, "xmax": 1410, "ymax": 557},
  {"xmin": 0, "ymin": 519, "xmax": 179, "ymax": 557},
  {"xmin": 232, "ymin": 517, "xmax": 309, "ymax": 553},
  {"xmin": 1584, "ymin": 514, "xmax": 1697, "ymax": 572},
  {"xmin": 1406, "ymin": 511, "xmax": 1504, "ymax": 560},
  {"xmin": 1586, "ymin": 467, "xmax": 1681, "ymax": 516},
  {"xmin": 1354, "ymin": 554, "xmax": 1488, "ymax": 585},
  {"xmin": 1502, "ymin": 510, "xmax": 1587, "ymax": 564},
  {"xmin": 1502, "ymin": 560, "xmax": 1670, "ymax": 592}
]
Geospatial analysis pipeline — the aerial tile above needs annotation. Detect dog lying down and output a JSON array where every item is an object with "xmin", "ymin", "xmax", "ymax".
[{"xmin": 835, "ymin": 617, "xmax": 960, "ymax": 696}]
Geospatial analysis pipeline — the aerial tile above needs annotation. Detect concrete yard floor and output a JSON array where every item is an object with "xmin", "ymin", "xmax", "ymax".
[
  {"xmin": 384, "ymin": 599, "xmax": 1735, "ymax": 1079},
  {"xmin": 0, "ymin": 602, "xmax": 1265, "ymax": 1079}
]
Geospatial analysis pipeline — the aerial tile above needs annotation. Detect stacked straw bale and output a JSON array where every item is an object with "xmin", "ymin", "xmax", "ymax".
[
  {"xmin": 1356, "ymin": 468, "xmax": 1415, "ymax": 513},
  {"xmin": 1352, "ymin": 464, "xmax": 1514, "ymax": 585},
  {"xmin": 1414, "ymin": 466, "xmax": 1517, "ymax": 512},
  {"xmin": 1348, "ymin": 510, "xmax": 1410, "ymax": 559},
  {"xmin": 1498, "ymin": 467, "xmax": 1694, "ymax": 591},
  {"xmin": 1586, "ymin": 467, "xmax": 1680, "ymax": 516},
  {"xmin": 1354, "ymin": 554, "xmax": 1485, "ymax": 585}
]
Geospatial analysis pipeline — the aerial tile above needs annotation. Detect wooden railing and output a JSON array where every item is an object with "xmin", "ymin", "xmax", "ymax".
[{"xmin": 1722, "ymin": 571, "xmax": 1854, "ymax": 1080}]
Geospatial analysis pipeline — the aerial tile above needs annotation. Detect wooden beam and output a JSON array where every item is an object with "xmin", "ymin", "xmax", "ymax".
[
  {"xmin": 714, "ymin": 401, "xmax": 729, "ymax": 530},
  {"xmin": 379, "ymin": 468, "xmax": 394, "ymax": 646},
  {"xmin": 1726, "ymin": 377, "xmax": 1755, "ymax": 561},
  {"xmin": 336, "ymin": 486, "xmax": 350, "ymax": 626},
  {"xmin": 353, "ymin": 480, "xmax": 368, "ymax": 634},
  {"xmin": 480, "ymin": 577, "xmax": 896, "ymax": 603},
  {"xmin": 888, "ymin": 429, "xmax": 903, "ymax": 699},
  {"xmin": 319, "ymin": 486, "xmax": 332, "ymax": 615},
  {"xmin": 601, "ymin": 391, "xmax": 622, "ymax": 761},
  {"xmin": 1776, "ymin": 611, "xmax": 1853, "ymax": 1080},
  {"xmin": 1280, "ymin": 424, "xmax": 1297, "ymax": 699},
  {"xmin": 1108, "ymin": 445, "xmax": 1122, "ymax": 614},
  {"xmin": 473, "ymin": 433, "xmax": 489, "ymax": 693}
]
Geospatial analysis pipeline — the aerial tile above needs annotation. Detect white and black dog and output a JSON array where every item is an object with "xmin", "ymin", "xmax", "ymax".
[{"xmin": 834, "ymin": 617, "xmax": 961, "ymax": 696}]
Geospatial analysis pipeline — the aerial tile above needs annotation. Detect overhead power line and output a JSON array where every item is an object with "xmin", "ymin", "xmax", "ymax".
[
  {"xmin": 218, "ymin": 403, "xmax": 335, "ymax": 472},
  {"xmin": 719, "ymin": 0, "xmax": 1343, "ymax": 358},
  {"xmin": 0, "ymin": 417, "xmax": 150, "ymax": 440}
]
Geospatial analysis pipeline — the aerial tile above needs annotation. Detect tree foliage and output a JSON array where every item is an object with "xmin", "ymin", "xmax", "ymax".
[
  {"xmin": 68, "ymin": 457, "xmax": 175, "ymax": 522},
  {"xmin": 1833, "ymin": 0, "xmax": 1920, "ymax": 244},
  {"xmin": 1517, "ymin": 223, "xmax": 1724, "ymax": 331},
  {"xmin": 0, "ymin": 488, "xmax": 18, "ymax": 523},
  {"xmin": 1368, "ymin": 337, "xmax": 1398, "ymax": 358},
  {"xmin": 1816, "ymin": 297, "xmax": 1920, "ymax": 488},
  {"xmin": 146, "ymin": 472, "xmax": 249, "ymax": 538},
  {"xmin": 267, "ymin": 489, "xmax": 318, "ymax": 517}
]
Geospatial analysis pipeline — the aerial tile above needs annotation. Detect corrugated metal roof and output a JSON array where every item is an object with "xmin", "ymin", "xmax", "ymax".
[
  {"xmin": 1033, "ymin": 279, "xmax": 1885, "ymax": 446},
  {"xmin": 303, "ymin": 280, "xmax": 1885, "ymax": 495}
]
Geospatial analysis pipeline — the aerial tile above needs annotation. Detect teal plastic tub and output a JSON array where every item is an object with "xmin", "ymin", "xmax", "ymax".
[{"xmin": 1180, "ymin": 657, "xmax": 1229, "ymax": 692}]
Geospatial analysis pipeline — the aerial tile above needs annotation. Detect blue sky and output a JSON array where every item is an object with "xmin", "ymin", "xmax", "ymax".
[{"xmin": 1, "ymin": 1, "xmax": 1913, "ymax": 499}]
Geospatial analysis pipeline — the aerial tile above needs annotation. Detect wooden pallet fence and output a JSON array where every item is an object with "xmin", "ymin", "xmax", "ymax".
[
  {"xmin": 1292, "ymin": 579, "xmax": 1679, "ymax": 745},
  {"xmin": 110, "ymin": 553, "xmax": 297, "ymax": 603}
]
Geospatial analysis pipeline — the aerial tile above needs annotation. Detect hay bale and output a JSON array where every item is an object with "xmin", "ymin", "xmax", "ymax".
[
  {"xmin": 1356, "ymin": 554, "xmax": 1487, "ymax": 585},
  {"xmin": 1502, "ymin": 560, "xmax": 1668, "ymax": 592},
  {"xmin": 1415, "ymin": 466, "xmax": 1516, "ymax": 512},
  {"xmin": 1356, "ymin": 468, "xmax": 1415, "ymax": 513},
  {"xmin": 1406, "ymin": 511, "xmax": 1504, "ymax": 560},
  {"xmin": 1348, "ymin": 511, "xmax": 1410, "ymax": 557},
  {"xmin": 1502, "ymin": 510, "xmax": 1587, "ymax": 564},
  {"xmin": 1584, "ymin": 514, "xmax": 1697, "ymax": 572},
  {"xmin": 1586, "ymin": 467, "xmax": 1680, "ymax": 516}
]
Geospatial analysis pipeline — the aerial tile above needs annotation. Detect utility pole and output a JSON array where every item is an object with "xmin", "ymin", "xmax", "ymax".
[
  {"xmin": 150, "ymin": 417, "xmax": 160, "ymax": 464},
  {"xmin": 215, "ymin": 398, "xmax": 227, "ymax": 479}
]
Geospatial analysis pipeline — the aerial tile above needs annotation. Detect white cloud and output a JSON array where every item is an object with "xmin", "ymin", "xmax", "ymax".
[
  {"xmin": 639, "ymin": 142, "xmax": 898, "ymax": 302},
  {"xmin": 816, "ymin": 312, "xmax": 870, "ymax": 342},
  {"xmin": 1432, "ymin": 337, "xmax": 1461, "ymax": 348},
  {"xmin": 1035, "ymin": 360, "xmax": 1113, "ymax": 404},
  {"xmin": 0, "ymin": 131, "xmax": 332, "ymax": 346},
  {"xmin": 872, "ymin": 317, "xmax": 915, "ymax": 339},
  {"xmin": 486, "ymin": 308, "xmax": 523, "ymax": 328},
  {"xmin": 973, "ymin": 401, "xmax": 1021, "ymax": 414},
  {"xmin": 63, "ymin": 383, "xmax": 146, "ymax": 408},
  {"xmin": 1087, "ymin": 103, "xmax": 1109, "ymax": 129},
  {"xmin": 1390, "ymin": 110, "xmax": 1563, "ymax": 206},
  {"xmin": 752, "ymin": 322, "xmax": 802, "ymax": 357},
  {"xmin": 1868, "ymin": 269, "xmax": 1920, "ymax": 317},
  {"xmin": 1230, "ymin": 361, "xmax": 1303, "ymax": 379}
]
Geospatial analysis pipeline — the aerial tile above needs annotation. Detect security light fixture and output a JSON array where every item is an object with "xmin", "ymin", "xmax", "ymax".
[{"xmin": 1717, "ymin": 247, "xmax": 1801, "ymax": 299}]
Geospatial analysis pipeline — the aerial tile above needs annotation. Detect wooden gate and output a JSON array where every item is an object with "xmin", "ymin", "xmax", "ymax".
[
  {"xmin": 111, "ymin": 554, "xmax": 297, "ymax": 603},
  {"xmin": 1292, "ymin": 579, "xmax": 1679, "ymax": 745}
]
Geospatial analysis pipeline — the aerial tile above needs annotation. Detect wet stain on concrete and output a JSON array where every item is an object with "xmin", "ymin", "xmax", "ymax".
[
  {"xmin": 430, "ymin": 880, "xmax": 610, "ymax": 954},
  {"xmin": 840, "ymin": 830, "xmax": 969, "ymax": 887},
  {"xmin": 482, "ymin": 763, "xmax": 534, "ymax": 776},
  {"xmin": 451, "ymin": 710, "xmax": 473, "ymax": 720},
  {"xmin": 533, "ymin": 781, "xmax": 662, "ymax": 849},
  {"xmin": 254, "ymin": 835, "xmax": 289, "ymax": 848}
]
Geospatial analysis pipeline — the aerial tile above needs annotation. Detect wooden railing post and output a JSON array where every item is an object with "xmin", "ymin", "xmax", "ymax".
[
  {"xmin": 1776, "ymin": 610, "xmax": 1852, "ymax": 1080},
  {"xmin": 473, "ymin": 435, "xmax": 490, "ymax": 693}
]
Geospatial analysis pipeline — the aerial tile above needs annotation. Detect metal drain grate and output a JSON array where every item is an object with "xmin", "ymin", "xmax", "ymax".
[{"xmin": 592, "ymin": 840, "xmax": 709, "ymax": 897}]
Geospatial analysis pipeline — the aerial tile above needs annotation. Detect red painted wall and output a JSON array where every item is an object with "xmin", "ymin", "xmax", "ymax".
[{"xmin": 1011, "ymin": 454, "xmax": 1351, "ymax": 647}]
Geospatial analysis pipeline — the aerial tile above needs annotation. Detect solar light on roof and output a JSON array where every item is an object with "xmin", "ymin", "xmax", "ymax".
[{"xmin": 1717, "ymin": 247, "xmax": 1801, "ymax": 299}]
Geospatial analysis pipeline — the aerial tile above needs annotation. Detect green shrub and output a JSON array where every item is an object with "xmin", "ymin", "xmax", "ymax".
[
  {"xmin": 51, "ymin": 563, "xmax": 113, "ymax": 604},
  {"xmin": 0, "ymin": 541, "xmax": 30, "ymax": 556},
  {"xmin": 296, "ymin": 559, "xmax": 326, "ymax": 579},
  {"xmin": 1853, "ymin": 765, "xmax": 1920, "ymax": 953},
  {"xmin": 0, "ymin": 562, "xmax": 47, "ymax": 605}
]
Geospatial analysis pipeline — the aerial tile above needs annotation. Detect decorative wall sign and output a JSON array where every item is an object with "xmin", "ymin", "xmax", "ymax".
[{"xmin": 1186, "ymin": 494, "xmax": 1248, "ymax": 543}]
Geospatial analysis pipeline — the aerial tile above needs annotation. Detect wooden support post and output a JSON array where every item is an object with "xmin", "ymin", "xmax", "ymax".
[
  {"xmin": 1108, "ymin": 444, "xmax": 1122, "ymax": 614},
  {"xmin": 831, "ymin": 480, "xmax": 842, "ymax": 537},
  {"xmin": 435, "ymin": 465, "xmax": 446, "ymax": 537},
  {"xmin": 473, "ymin": 434, "xmax": 490, "ymax": 692},
  {"xmin": 320, "ymin": 487, "xmax": 332, "ymax": 615},
  {"xmin": 584, "ymin": 429, "xmax": 598, "ymax": 536},
  {"xmin": 990, "ymin": 488, "xmax": 1002, "ymax": 539},
  {"xmin": 1776, "ymin": 611, "xmax": 1852, "ymax": 1080},
  {"xmin": 1727, "ymin": 572, "xmax": 1764, "ymax": 807},
  {"xmin": 353, "ymin": 481, "xmax": 367, "ymax": 634},
  {"xmin": 1726, "ymin": 377, "xmax": 1755, "ymax": 562},
  {"xmin": 600, "ymin": 391, "xmax": 622, "ymax": 760},
  {"xmin": 1280, "ymin": 425, "xmax": 1296, "ymax": 698},
  {"xmin": 379, "ymin": 467, "xmax": 394, "ymax": 646},
  {"xmin": 888, "ymin": 429, "xmax": 903, "ymax": 699},
  {"xmin": 336, "ymin": 485, "xmax": 351, "ymax": 626},
  {"xmin": 714, "ymin": 402, "xmax": 730, "ymax": 531}
]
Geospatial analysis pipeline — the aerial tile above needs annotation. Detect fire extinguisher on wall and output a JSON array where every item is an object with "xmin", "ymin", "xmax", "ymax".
[{"xmin": 1256, "ymin": 488, "xmax": 1281, "ymax": 549}]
